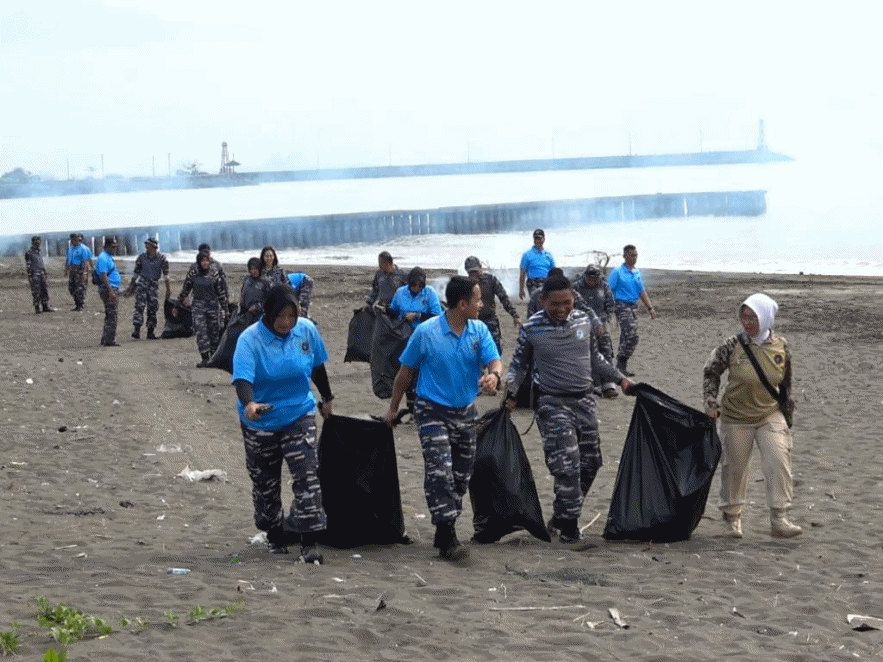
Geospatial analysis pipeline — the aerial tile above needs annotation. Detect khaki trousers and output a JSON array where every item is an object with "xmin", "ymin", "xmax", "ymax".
[{"xmin": 718, "ymin": 410, "xmax": 793, "ymax": 514}]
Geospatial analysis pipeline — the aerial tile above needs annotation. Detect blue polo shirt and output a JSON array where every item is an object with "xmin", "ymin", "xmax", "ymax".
[
  {"xmin": 232, "ymin": 317, "xmax": 329, "ymax": 430},
  {"xmin": 287, "ymin": 272, "xmax": 309, "ymax": 290},
  {"xmin": 67, "ymin": 244, "xmax": 93, "ymax": 267},
  {"xmin": 389, "ymin": 284, "xmax": 443, "ymax": 328},
  {"xmin": 94, "ymin": 250, "xmax": 121, "ymax": 288},
  {"xmin": 607, "ymin": 263, "xmax": 645, "ymax": 303},
  {"xmin": 398, "ymin": 313, "xmax": 500, "ymax": 408},
  {"xmin": 520, "ymin": 247, "xmax": 555, "ymax": 279}
]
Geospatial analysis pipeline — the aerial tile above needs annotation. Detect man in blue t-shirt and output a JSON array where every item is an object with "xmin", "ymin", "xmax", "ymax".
[
  {"xmin": 65, "ymin": 233, "xmax": 94, "ymax": 311},
  {"xmin": 385, "ymin": 276, "xmax": 502, "ymax": 562},
  {"xmin": 519, "ymin": 228, "xmax": 555, "ymax": 300},
  {"xmin": 607, "ymin": 244, "xmax": 658, "ymax": 376},
  {"xmin": 95, "ymin": 236, "xmax": 122, "ymax": 346},
  {"xmin": 286, "ymin": 271, "xmax": 314, "ymax": 318}
]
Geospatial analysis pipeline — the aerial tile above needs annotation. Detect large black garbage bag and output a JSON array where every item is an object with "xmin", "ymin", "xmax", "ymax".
[
  {"xmin": 344, "ymin": 308, "xmax": 375, "ymax": 363},
  {"xmin": 160, "ymin": 299, "xmax": 194, "ymax": 339},
  {"xmin": 603, "ymin": 383, "xmax": 721, "ymax": 543},
  {"xmin": 316, "ymin": 415, "xmax": 407, "ymax": 548},
  {"xmin": 370, "ymin": 313, "xmax": 412, "ymax": 399},
  {"xmin": 205, "ymin": 313, "xmax": 255, "ymax": 373},
  {"xmin": 469, "ymin": 407, "xmax": 551, "ymax": 543}
]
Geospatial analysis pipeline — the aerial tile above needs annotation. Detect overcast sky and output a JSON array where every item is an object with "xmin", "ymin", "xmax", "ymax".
[{"xmin": 2, "ymin": 1, "xmax": 881, "ymax": 179}]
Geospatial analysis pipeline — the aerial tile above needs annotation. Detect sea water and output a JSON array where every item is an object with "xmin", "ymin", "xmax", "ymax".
[{"xmin": 3, "ymin": 157, "xmax": 882, "ymax": 277}]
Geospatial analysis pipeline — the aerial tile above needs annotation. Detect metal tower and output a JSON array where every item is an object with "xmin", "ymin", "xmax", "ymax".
[{"xmin": 220, "ymin": 142, "xmax": 231, "ymax": 175}]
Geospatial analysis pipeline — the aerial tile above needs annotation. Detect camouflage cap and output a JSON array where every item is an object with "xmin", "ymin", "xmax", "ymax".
[{"xmin": 464, "ymin": 256, "xmax": 481, "ymax": 272}]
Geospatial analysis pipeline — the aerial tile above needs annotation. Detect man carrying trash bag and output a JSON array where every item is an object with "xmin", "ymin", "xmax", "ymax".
[
  {"xmin": 603, "ymin": 384, "xmax": 721, "ymax": 542},
  {"xmin": 505, "ymin": 275, "xmax": 633, "ymax": 544}
]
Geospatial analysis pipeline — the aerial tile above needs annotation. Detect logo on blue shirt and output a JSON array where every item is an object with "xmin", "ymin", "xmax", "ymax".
[{"xmin": 301, "ymin": 340, "xmax": 310, "ymax": 354}]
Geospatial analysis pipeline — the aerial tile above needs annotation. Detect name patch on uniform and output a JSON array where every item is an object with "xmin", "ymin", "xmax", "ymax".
[{"xmin": 472, "ymin": 340, "xmax": 480, "ymax": 353}]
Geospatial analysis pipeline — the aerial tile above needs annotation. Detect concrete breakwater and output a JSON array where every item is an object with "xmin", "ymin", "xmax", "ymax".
[{"xmin": 2, "ymin": 189, "xmax": 765, "ymax": 258}]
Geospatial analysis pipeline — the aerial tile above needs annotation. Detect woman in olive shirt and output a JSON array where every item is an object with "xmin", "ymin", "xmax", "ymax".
[{"xmin": 703, "ymin": 293, "xmax": 802, "ymax": 539}]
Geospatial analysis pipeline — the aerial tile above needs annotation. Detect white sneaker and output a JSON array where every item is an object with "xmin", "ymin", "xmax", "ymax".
[{"xmin": 723, "ymin": 513, "xmax": 743, "ymax": 538}]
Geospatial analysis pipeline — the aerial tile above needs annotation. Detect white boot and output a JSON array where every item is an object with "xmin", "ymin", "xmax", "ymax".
[
  {"xmin": 770, "ymin": 508, "xmax": 803, "ymax": 538},
  {"xmin": 723, "ymin": 513, "xmax": 743, "ymax": 538}
]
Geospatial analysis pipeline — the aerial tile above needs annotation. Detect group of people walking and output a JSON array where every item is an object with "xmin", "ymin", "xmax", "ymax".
[{"xmin": 25, "ymin": 227, "xmax": 801, "ymax": 564}]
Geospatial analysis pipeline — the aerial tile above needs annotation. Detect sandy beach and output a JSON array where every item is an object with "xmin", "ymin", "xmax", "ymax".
[{"xmin": 1, "ymin": 257, "xmax": 882, "ymax": 661}]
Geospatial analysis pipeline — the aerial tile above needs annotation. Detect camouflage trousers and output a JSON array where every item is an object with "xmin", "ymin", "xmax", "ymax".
[
  {"xmin": 192, "ymin": 299, "xmax": 221, "ymax": 355},
  {"xmin": 525, "ymin": 277, "xmax": 546, "ymax": 297},
  {"xmin": 98, "ymin": 286, "xmax": 119, "ymax": 345},
  {"xmin": 295, "ymin": 279, "xmax": 313, "ymax": 318},
  {"xmin": 132, "ymin": 281, "xmax": 160, "ymax": 330},
  {"xmin": 535, "ymin": 393, "xmax": 602, "ymax": 521},
  {"xmin": 413, "ymin": 397, "xmax": 479, "ymax": 525},
  {"xmin": 68, "ymin": 266, "xmax": 88, "ymax": 308},
  {"xmin": 593, "ymin": 324, "xmax": 616, "ymax": 388},
  {"xmin": 614, "ymin": 301, "xmax": 639, "ymax": 362},
  {"xmin": 28, "ymin": 273, "xmax": 49, "ymax": 307},
  {"xmin": 480, "ymin": 316, "xmax": 503, "ymax": 354},
  {"xmin": 241, "ymin": 416, "xmax": 326, "ymax": 533}
]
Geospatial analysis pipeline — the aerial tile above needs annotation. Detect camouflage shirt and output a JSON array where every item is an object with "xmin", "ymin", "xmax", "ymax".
[{"xmin": 473, "ymin": 272, "xmax": 519, "ymax": 322}]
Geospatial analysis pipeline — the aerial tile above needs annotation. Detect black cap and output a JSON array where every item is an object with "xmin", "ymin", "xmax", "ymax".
[
  {"xmin": 464, "ymin": 256, "xmax": 481, "ymax": 272},
  {"xmin": 584, "ymin": 265, "xmax": 600, "ymax": 277},
  {"xmin": 533, "ymin": 228, "xmax": 545, "ymax": 238},
  {"xmin": 145, "ymin": 237, "xmax": 159, "ymax": 248},
  {"xmin": 70, "ymin": 232, "xmax": 78, "ymax": 240},
  {"xmin": 31, "ymin": 235, "xmax": 41, "ymax": 242},
  {"xmin": 104, "ymin": 236, "xmax": 118, "ymax": 247}
]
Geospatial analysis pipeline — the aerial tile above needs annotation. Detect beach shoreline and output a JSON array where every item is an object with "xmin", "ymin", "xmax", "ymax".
[{"xmin": 1, "ymin": 261, "xmax": 882, "ymax": 661}]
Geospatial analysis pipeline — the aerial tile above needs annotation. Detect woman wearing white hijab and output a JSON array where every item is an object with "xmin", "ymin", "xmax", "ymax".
[{"xmin": 703, "ymin": 293, "xmax": 802, "ymax": 539}]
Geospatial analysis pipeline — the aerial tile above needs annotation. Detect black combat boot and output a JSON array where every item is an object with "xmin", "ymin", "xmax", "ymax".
[
  {"xmin": 547, "ymin": 517, "xmax": 583, "ymax": 544},
  {"xmin": 35, "ymin": 305, "xmax": 42, "ymax": 314},
  {"xmin": 131, "ymin": 326, "xmax": 141, "ymax": 340},
  {"xmin": 146, "ymin": 327, "xmax": 157, "ymax": 340},
  {"xmin": 616, "ymin": 358, "xmax": 635, "ymax": 377},
  {"xmin": 265, "ymin": 527, "xmax": 289, "ymax": 554},
  {"xmin": 42, "ymin": 304, "xmax": 52, "ymax": 313},
  {"xmin": 434, "ymin": 521, "xmax": 467, "ymax": 561},
  {"xmin": 299, "ymin": 533, "xmax": 323, "ymax": 564},
  {"xmin": 196, "ymin": 352, "xmax": 211, "ymax": 368}
]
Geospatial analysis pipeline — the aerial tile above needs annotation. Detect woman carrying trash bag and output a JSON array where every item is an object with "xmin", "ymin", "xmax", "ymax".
[
  {"xmin": 703, "ymin": 293, "xmax": 802, "ymax": 539},
  {"xmin": 178, "ymin": 250, "xmax": 228, "ymax": 367},
  {"xmin": 232, "ymin": 285, "xmax": 335, "ymax": 563}
]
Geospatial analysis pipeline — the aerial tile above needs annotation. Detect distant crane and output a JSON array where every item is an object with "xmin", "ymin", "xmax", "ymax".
[{"xmin": 219, "ymin": 141, "xmax": 240, "ymax": 175}]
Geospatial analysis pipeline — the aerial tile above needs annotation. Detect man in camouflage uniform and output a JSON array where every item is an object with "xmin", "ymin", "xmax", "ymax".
[
  {"xmin": 505, "ymin": 275, "xmax": 632, "ymax": 544},
  {"xmin": 363, "ymin": 250, "xmax": 406, "ymax": 311},
  {"xmin": 124, "ymin": 237, "xmax": 170, "ymax": 339},
  {"xmin": 25, "ymin": 235, "xmax": 52, "ymax": 314},
  {"xmin": 464, "ymin": 256, "xmax": 520, "ymax": 354},
  {"xmin": 573, "ymin": 265, "xmax": 617, "ymax": 397},
  {"xmin": 65, "ymin": 233, "xmax": 93, "ymax": 311}
]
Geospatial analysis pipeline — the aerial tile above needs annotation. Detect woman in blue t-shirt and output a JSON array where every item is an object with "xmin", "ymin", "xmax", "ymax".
[{"xmin": 231, "ymin": 285, "xmax": 335, "ymax": 563}]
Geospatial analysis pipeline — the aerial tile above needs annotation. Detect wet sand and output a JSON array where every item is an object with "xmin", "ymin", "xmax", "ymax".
[{"xmin": 1, "ymin": 258, "xmax": 882, "ymax": 661}]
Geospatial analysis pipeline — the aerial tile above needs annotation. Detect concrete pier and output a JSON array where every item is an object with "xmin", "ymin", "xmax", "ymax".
[{"xmin": 2, "ymin": 189, "xmax": 766, "ymax": 258}]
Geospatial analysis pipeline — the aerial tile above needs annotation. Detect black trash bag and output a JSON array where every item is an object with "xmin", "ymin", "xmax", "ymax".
[
  {"xmin": 316, "ymin": 415, "xmax": 407, "ymax": 548},
  {"xmin": 205, "ymin": 312, "xmax": 255, "ymax": 373},
  {"xmin": 344, "ymin": 308, "xmax": 375, "ymax": 363},
  {"xmin": 160, "ymin": 299, "xmax": 194, "ymax": 339},
  {"xmin": 469, "ymin": 407, "xmax": 551, "ymax": 543},
  {"xmin": 512, "ymin": 347, "xmax": 537, "ymax": 410},
  {"xmin": 370, "ymin": 313, "xmax": 412, "ymax": 399},
  {"xmin": 603, "ymin": 383, "xmax": 721, "ymax": 543}
]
